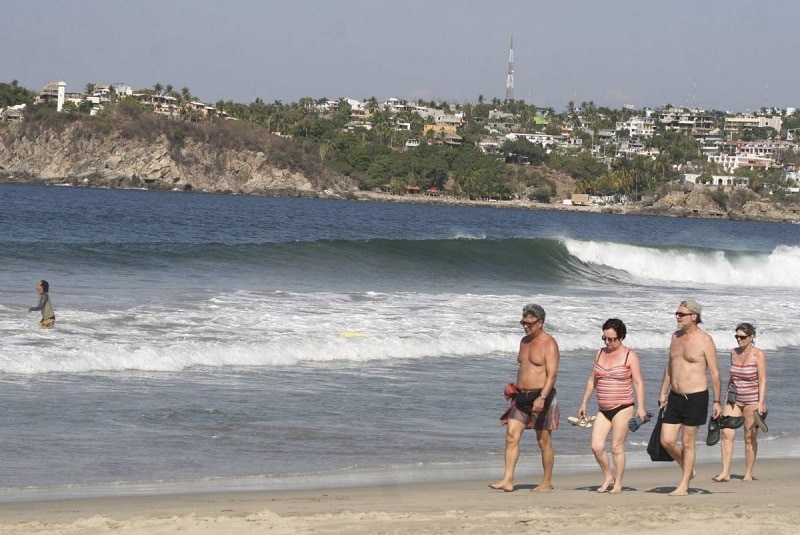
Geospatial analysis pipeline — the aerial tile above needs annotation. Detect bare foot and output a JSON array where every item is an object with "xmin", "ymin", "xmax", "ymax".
[
  {"xmin": 668, "ymin": 487, "xmax": 689, "ymax": 496},
  {"xmin": 597, "ymin": 478, "xmax": 615, "ymax": 493},
  {"xmin": 531, "ymin": 483, "xmax": 553, "ymax": 493},
  {"xmin": 488, "ymin": 481, "xmax": 514, "ymax": 492},
  {"xmin": 743, "ymin": 475, "xmax": 754, "ymax": 482},
  {"xmin": 712, "ymin": 474, "xmax": 730, "ymax": 482},
  {"xmin": 609, "ymin": 485, "xmax": 622, "ymax": 494}
]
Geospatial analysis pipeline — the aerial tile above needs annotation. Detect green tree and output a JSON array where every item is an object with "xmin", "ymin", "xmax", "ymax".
[
  {"xmin": 331, "ymin": 99, "xmax": 353, "ymax": 129},
  {"xmin": 741, "ymin": 126, "xmax": 777, "ymax": 141},
  {"xmin": 365, "ymin": 96, "xmax": 379, "ymax": 115},
  {"xmin": 502, "ymin": 138, "xmax": 548, "ymax": 165},
  {"xmin": 462, "ymin": 165, "xmax": 510, "ymax": 200},
  {"xmin": 645, "ymin": 130, "xmax": 700, "ymax": 164},
  {"xmin": 319, "ymin": 138, "xmax": 335, "ymax": 162},
  {"xmin": 60, "ymin": 100, "xmax": 79, "ymax": 116},
  {"xmin": 78, "ymin": 100, "xmax": 93, "ymax": 114},
  {"xmin": 369, "ymin": 107, "xmax": 393, "ymax": 146},
  {"xmin": 0, "ymin": 80, "xmax": 36, "ymax": 107}
]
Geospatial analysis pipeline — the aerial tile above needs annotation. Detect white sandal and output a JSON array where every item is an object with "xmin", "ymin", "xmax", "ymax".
[{"xmin": 568, "ymin": 415, "xmax": 596, "ymax": 428}]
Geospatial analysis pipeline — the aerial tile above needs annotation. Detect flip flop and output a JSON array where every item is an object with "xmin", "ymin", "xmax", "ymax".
[
  {"xmin": 753, "ymin": 410, "xmax": 768, "ymax": 432},
  {"xmin": 706, "ymin": 417, "xmax": 721, "ymax": 446},
  {"xmin": 628, "ymin": 412, "xmax": 654, "ymax": 432}
]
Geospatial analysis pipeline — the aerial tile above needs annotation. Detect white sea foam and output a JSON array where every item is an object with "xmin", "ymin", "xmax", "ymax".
[
  {"xmin": 3, "ymin": 287, "xmax": 799, "ymax": 374},
  {"xmin": 564, "ymin": 239, "xmax": 800, "ymax": 288},
  {"xmin": 450, "ymin": 231, "xmax": 487, "ymax": 240}
]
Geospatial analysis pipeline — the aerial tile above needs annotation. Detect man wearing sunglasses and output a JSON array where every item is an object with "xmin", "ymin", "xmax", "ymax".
[
  {"xmin": 658, "ymin": 299, "xmax": 722, "ymax": 496},
  {"xmin": 490, "ymin": 303, "xmax": 561, "ymax": 493}
]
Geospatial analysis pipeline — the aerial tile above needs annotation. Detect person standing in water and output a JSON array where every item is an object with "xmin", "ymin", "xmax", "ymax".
[{"xmin": 28, "ymin": 279, "xmax": 56, "ymax": 328}]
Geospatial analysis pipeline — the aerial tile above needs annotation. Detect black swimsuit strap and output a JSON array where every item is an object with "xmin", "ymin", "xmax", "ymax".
[{"xmin": 598, "ymin": 348, "xmax": 630, "ymax": 365}]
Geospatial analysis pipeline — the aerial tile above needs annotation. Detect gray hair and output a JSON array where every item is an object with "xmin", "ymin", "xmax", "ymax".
[{"xmin": 523, "ymin": 303, "xmax": 545, "ymax": 322}]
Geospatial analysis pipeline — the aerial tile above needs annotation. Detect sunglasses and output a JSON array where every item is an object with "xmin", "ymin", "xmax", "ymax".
[
  {"xmin": 674, "ymin": 311, "xmax": 693, "ymax": 318},
  {"xmin": 734, "ymin": 334, "xmax": 750, "ymax": 340},
  {"xmin": 601, "ymin": 335, "xmax": 619, "ymax": 342},
  {"xmin": 520, "ymin": 319, "xmax": 540, "ymax": 327}
]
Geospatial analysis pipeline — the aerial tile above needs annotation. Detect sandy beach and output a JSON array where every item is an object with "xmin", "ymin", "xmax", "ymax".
[
  {"xmin": 1, "ymin": 458, "xmax": 798, "ymax": 534},
  {"xmin": 2, "ymin": 187, "xmax": 798, "ymax": 534}
]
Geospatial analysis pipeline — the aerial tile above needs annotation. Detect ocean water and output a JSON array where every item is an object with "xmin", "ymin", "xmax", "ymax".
[{"xmin": 1, "ymin": 183, "xmax": 798, "ymax": 500}]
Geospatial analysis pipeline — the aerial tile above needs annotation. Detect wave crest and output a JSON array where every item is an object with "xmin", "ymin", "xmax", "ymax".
[{"xmin": 564, "ymin": 240, "xmax": 800, "ymax": 288}]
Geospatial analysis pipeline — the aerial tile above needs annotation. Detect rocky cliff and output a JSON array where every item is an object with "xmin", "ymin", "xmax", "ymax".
[
  {"xmin": 632, "ymin": 187, "xmax": 799, "ymax": 222},
  {"xmin": 0, "ymin": 121, "xmax": 354, "ymax": 196}
]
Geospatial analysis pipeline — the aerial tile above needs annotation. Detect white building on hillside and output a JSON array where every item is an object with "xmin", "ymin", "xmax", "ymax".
[
  {"xmin": 683, "ymin": 173, "xmax": 749, "ymax": 187},
  {"xmin": 707, "ymin": 153, "xmax": 776, "ymax": 173},
  {"xmin": 724, "ymin": 114, "xmax": 782, "ymax": 135},
  {"xmin": 616, "ymin": 116, "xmax": 655, "ymax": 138}
]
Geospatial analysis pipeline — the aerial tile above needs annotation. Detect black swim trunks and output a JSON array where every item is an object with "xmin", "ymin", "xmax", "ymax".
[{"xmin": 663, "ymin": 390, "xmax": 708, "ymax": 427}]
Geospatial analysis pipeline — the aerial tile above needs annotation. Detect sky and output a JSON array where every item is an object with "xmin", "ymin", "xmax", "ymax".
[{"xmin": 3, "ymin": 0, "xmax": 799, "ymax": 113}]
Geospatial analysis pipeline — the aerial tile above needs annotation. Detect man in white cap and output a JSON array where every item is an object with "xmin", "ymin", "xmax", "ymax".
[{"xmin": 658, "ymin": 299, "xmax": 721, "ymax": 496}]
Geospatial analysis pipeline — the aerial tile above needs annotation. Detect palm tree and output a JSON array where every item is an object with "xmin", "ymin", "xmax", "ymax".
[
  {"xmin": 319, "ymin": 138, "xmax": 335, "ymax": 162},
  {"xmin": 181, "ymin": 87, "xmax": 192, "ymax": 102},
  {"xmin": 651, "ymin": 155, "xmax": 671, "ymax": 180},
  {"xmin": 365, "ymin": 96, "xmax": 379, "ymax": 116},
  {"xmin": 153, "ymin": 83, "xmax": 163, "ymax": 96},
  {"xmin": 371, "ymin": 120, "xmax": 392, "ymax": 146}
]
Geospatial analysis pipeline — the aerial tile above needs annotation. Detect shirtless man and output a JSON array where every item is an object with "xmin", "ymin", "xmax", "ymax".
[
  {"xmin": 658, "ymin": 299, "xmax": 721, "ymax": 496},
  {"xmin": 490, "ymin": 303, "xmax": 560, "ymax": 493}
]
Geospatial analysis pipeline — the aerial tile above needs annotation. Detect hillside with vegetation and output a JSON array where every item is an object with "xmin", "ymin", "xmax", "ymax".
[{"xmin": 2, "ymin": 80, "xmax": 799, "ymax": 221}]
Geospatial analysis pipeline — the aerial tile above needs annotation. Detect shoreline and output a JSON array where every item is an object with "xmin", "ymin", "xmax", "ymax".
[
  {"xmin": 2, "ymin": 458, "xmax": 799, "ymax": 534},
  {"xmin": 3, "ymin": 180, "xmax": 798, "ymax": 224},
  {"xmin": 349, "ymin": 191, "xmax": 800, "ymax": 223}
]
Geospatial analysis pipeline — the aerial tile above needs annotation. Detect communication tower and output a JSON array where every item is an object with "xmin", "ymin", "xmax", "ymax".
[{"xmin": 505, "ymin": 36, "xmax": 514, "ymax": 101}]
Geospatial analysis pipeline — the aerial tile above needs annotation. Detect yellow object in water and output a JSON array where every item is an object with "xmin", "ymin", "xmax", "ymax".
[{"xmin": 337, "ymin": 331, "xmax": 367, "ymax": 338}]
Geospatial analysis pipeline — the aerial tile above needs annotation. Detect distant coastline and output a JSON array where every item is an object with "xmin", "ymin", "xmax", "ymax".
[
  {"xmin": 4, "ymin": 177, "xmax": 797, "ymax": 223},
  {"xmin": 3, "ymin": 105, "xmax": 798, "ymax": 225},
  {"xmin": 348, "ymin": 191, "xmax": 779, "ymax": 222}
]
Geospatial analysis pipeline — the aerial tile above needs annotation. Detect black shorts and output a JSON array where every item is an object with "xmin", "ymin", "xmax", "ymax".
[{"xmin": 663, "ymin": 390, "xmax": 709, "ymax": 427}]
